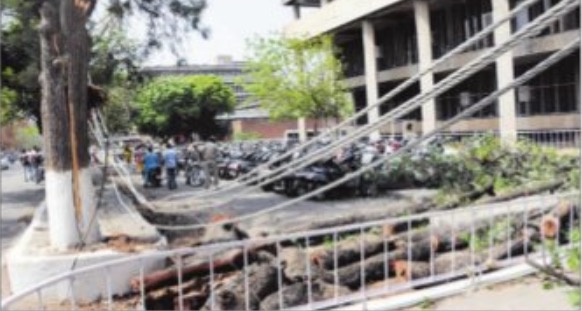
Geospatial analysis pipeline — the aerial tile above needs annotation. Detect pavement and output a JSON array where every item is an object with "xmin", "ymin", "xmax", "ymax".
[
  {"xmin": 406, "ymin": 274, "xmax": 578, "ymax": 311},
  {"xmin": 1, "ymin": 163, "xmax": 44, "ymax": 299},
  {"xmin": 125, "ymin": 170, "xmax": 438, "ymax": 237}
]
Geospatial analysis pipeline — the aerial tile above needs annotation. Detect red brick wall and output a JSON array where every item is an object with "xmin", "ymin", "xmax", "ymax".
[{"xmin": 237, "ymin": 118, "xmax": 338, "ymax": 139}]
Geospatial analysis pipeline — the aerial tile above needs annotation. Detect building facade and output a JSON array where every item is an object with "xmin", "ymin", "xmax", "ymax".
[
  {"xmin": 141, "ymin": 56, "xmax": 250, "ymax": 106},
  {"xmin": 283, "ymin": 0, "xmax": 580, "ymax": 142}
]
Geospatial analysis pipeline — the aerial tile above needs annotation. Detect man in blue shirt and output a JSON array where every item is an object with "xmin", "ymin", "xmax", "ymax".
[
  {"xmin": 164, "ymin": 143, "xmax": 178, "ymax": 190},
  {"xmin": 143, "ymin": 146, "xmax": 160, "ymax": 187}
]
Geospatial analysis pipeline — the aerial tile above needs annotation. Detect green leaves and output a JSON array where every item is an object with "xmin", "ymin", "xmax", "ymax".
[
  {"xmin": 134, "ymin": 75, "xmax": 235, "ymax": 139},
  {"xmin": 241, "ymin": 34, "xmax": 353, "ymax": 123}
]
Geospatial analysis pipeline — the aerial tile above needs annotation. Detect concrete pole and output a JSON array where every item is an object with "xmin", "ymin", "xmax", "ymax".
[
  {"xmin": 492, "ymin": 0, "xmax": 518, "ymax": 143},
  {"xmin": 413, "ymin": 0, "xmax": 437, "ymax": 135},
  {"xmin": 362, "ymin": 20, "xmax": 381, "ymax": 140},
  {"xmin": 293, "ymin": 3, "xmax": 301, "ymax": 20},
  {"xmin": 298, "ymin": 117, "xmax": 307, "ymax": 142}
]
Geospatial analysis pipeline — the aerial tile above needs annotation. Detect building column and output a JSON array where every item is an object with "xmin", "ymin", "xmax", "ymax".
[
  {"xmin": 362, "ymin": 20, "xmax": 381, "ymax": 140},
  {"xmin": 413, "ymin": 0, "xmax": 437, "ymax": 135},
  {"xmin": 492, "ymin": 0, "xmax": 518, "ymax": 143}
]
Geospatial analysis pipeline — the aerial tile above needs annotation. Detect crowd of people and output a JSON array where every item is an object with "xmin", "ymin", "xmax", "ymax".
[{"xmin": 120, "ymin": 136, "xmax": 220, "ymax": 190}]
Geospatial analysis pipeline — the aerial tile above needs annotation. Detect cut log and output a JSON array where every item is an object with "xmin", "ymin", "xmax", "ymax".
[
  {"xmin": 319, "ymin": 240, "xmax": 435, "ymax": 289},
  {"xmin": 475, "ymin": 180, "xmax": 564, "ymax": 205},
  {"xmin": 288, "ymin": 201, "xmax": 429, "ymax": 233},
  {"xmin": 279, "ymin": 247, "xmax": 308, "ymax": 282},
  {"xmin": 259, "ymin": 280, "xmax": 351, "ymax": 310},
  {"xmin": 394, "ymin": 234, "xmax": 535, "ymax": 282},
  {"xmin": 200, "ymin": 263, "xmax": 279, "ymax": 311},
  {"xmin": 131, "ymin": 242, "xmax": 274, "ymax": 292},
  {"xmin": 540, "ymin": 200, "xmax": 578, "ymax": 239},
  {"xmin": 174, "ymin": 291, "xmax": 207, "ymax": 311},
  {"xmin": 312, "ymin": 228, "xmax": 434, "ymax": 271}
]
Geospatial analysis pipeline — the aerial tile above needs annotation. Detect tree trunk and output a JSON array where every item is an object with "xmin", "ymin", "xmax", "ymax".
[
  {"xmin": 39, "ymin": 0, "xmax": 80, "ymax": 249},
  {"xmin": 61, "ymin": 0, "xmax": 99, "ymax": 244}
]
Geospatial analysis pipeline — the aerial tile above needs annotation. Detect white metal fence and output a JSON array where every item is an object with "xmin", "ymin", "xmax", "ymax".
[{"xmin": 2, "ymin": 192, "xmax": 579, "ymax": 311}]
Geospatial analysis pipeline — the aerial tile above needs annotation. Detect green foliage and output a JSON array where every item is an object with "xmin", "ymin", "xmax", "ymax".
[
  {"xmin": 233, "ymin": 131, "xmax": 263, "ymax": 141},
  {"xmin": 14, "ymin": 124, "xmax": 42, "ymax": 149},
  {"xmin": 135, "ymin": 75, "xmax": 235, "ymax": 139},
  {"xmin": 102, "ymin": 86, "xmax": 137, "ymax": 135},
  {"xmin": 418, "ymin": 297, "xmax": 435, "ymax": 310},
  {"xmin": 1, "ymin": 0, "xmax": 208, "ymax": 131},
  {"xmin": 0, "ymin": 87, "xmax": 19, "ymax": 125},
  {"xmin": 567, "ymin": 229, "xmax": 581, "ymax": 308},
  {"xmin": 240, "ymin": 34, "xmax": 353, "ymax": 123}
]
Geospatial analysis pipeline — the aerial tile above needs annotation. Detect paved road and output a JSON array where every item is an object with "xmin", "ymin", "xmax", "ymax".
[{"xmin": 1, "ymin": 163, "xmax": 44, "ymax": 298}]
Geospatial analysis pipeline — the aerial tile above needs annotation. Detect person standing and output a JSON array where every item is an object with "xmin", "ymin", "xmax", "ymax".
[
  {"xmin": 20, "ymin": 148, "xmax": 31, "ymax": 182},
  {"xmin": 200, "ymin": 136, "xmax": 219, "ymax": 189},
  {"xmin": 184, "ymin": 142, "xmax": 201, "ymax": 185},
  {"xmin": 143, "ymin": 146, "xmax": 160, "ymax": 187},
  {"xmin": 134, "ymin": 144, "xmax": 145, "ymax": 175},
  {"xmin": 164, "ymin": 143, "xmax": 178, "ymax": 190}
]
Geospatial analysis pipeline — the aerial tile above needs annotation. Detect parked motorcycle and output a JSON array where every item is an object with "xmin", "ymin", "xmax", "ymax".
[
  {"xmin": 144, "ymin": 167, "xmax": 162, "ymax": 188},
  {"xmin": 185, "ymin": 158, "xmax": 207, "ymax": 187}
]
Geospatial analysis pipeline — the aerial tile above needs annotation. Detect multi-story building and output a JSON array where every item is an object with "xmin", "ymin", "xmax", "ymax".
[
  {"xmin": 283, "ymin": 0, "xmax": 580, "ymax": 143},
  {"xmin": 141, "ymin": 55, "xmax": 250, "ymax": 105},
  {"xmin": 141, "ymin": 56, "xmax": 323, "ymax": 140}
]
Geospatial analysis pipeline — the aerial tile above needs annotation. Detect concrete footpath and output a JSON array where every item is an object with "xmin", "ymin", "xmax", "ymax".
[
  {"xmin": 407, "ymin": 275, "xmax": 577, "ymax": 311},
  {"xmin": 1, "ymin": 164, "xmax": 44, "ymax": 299},
  {"xmin": 1, "ymin": 164, "xmax": 167, "ymax": 304}
]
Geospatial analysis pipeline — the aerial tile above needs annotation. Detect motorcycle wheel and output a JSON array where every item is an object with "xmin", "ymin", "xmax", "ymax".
[
  {"xmin": 188, "ymin": 168, "xmax": 206, "ymax": 187},
  {"xmin": 284, "ymin": 179, "xmax": 298, "ymax": 197}
]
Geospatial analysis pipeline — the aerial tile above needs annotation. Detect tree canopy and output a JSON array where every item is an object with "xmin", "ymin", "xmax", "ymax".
[
  {"xmin": 135, "ymin": 75, "xmax": 235, "ymax": 139},
  {"xmin": 240, "ymin": 34, "xmax": 353, "ymax": 126},
  {"xmin": 0, "ymin": 0, "xmax": 208, "ymax": 128}
]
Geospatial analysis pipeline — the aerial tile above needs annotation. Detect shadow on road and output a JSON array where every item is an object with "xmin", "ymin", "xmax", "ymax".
[{"xmin": 1, "ymin": 188, "xmax": 44, "ymax": 206}]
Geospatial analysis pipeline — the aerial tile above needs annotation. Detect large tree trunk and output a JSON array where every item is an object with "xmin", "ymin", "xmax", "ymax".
[
  {"xmin": 39, "ymin": 0, "xmax": 98, "ymax": 250},
  {"xmin": 61, "ymin": 0, "xmax": 99, "ymax": 244},
  {"xmin": 39, "ymin": 0, "xmax": 81, "ymax": 249}
]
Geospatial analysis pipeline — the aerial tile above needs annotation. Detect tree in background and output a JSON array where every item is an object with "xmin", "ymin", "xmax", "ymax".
[
  {"xmin": 240, "ymin": 35, "xmax": 353, "ymax": 133},
  {"xmin": 135, "ymin": 75, "xmax": 235, "ymax": 140}
]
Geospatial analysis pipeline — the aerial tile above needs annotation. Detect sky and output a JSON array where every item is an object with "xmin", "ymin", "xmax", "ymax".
[{"xmin": 116, "ymin": 0, "xmax": 302, "ymax": 66}]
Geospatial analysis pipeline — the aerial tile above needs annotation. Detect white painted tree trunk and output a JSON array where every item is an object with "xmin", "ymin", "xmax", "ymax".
[{"xmin": 45, "ymin": 169, "xmax": 99, "ymax": 250}]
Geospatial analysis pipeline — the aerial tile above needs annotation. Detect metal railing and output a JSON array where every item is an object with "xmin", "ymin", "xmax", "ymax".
[
  {"xmin": 517, "ymin": 129, "xmax": 581, "ymax": 149},
  {"xmin": 3, "ymin": 192, "xmax": 579, "ymax": 310},
  {"xmin": 435, "ymin": 129, "xmax": 580, "ymax": 149}
]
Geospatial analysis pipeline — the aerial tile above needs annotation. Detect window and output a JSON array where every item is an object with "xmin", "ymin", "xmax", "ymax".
[
  {"xmin": 430, "ymin": 0, "xmax": 494, "ymax": 58},
  {"xmin": 378, "ymin": 81, "xmax": 421, "ymax": 120},
  {"xmin": 435, "ymin": 67, "xmax": 498, "ymax": 120},
  {"xmin": 515, "ymin": 52, "xmax": 580, "ymax": 116},
  {"xmin": 375, "ymin": 16, "xmax": 419, "ymax": 70},
  {"xmin": 338, "ymin": 38, "xmax": 365, "ymax": 77},
  {"xmin": 510, "ymin": 0, "xmax": 580, "ymax": 35}
]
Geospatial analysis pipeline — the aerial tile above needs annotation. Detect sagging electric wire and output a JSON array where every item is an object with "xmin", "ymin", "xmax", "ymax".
[
  {"xmin": 177, "ymin": 0, "xmax": 560, "ymax": 200},
  {"xmin": 148, "ymin": 1, "xmax": 579, "ymax": 231}
]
